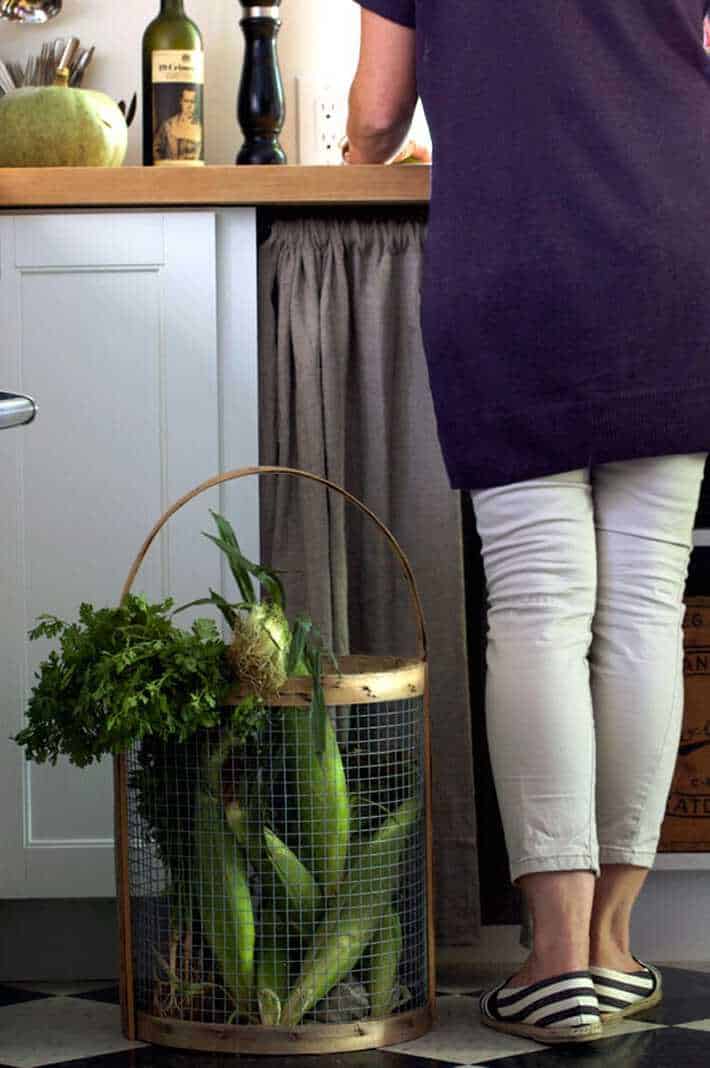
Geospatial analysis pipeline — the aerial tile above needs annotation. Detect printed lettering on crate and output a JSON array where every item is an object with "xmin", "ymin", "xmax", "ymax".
[{"xmin": 659, "ymin": 596, "xmax": 710, "ymax": 851}]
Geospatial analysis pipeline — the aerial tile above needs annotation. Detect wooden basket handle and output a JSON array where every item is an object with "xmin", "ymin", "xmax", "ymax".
[{"xmin": 120, "ymin": 465, "xmax": 428, "ymax": 660}]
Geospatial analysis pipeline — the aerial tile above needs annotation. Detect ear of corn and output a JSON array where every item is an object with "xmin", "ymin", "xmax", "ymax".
[
  {"xmin": 368, "ymin": 903, "xmax": 403, "ymax": 1017},
  {"xmin": 280, "ymin": 796, "xmax": 418, "ymax": 1027},
  {"xmin": 225, "ymin": 778, "xmax": 304, "ymax": 937},
  {"xmin": 225, "ymin": 771, "xmax": 273, "ymax": 871},
  {"xmin": 225, "ymin": 799, "xmax": 248, "ymax": 848},
  {"xmin": 255, "ymin": 890, "xmax": 289, "ymax": 1022},
  {"xmin": 263, "ymin": 825, "xmax": 323, "ymax": 933},
  {"xmin": 194, "ymin": 786, "xmax": 255, "ymax": 1020},
  {"xmin": 282, "ymin": 704, "xmax": 350, "ymax": 899}
]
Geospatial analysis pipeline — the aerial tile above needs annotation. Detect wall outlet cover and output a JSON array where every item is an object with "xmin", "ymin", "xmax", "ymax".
[{"xmin": 296, "ymin": 75, "xmax": 349, "ymax": 166}]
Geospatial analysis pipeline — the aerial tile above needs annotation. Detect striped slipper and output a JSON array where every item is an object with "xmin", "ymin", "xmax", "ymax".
[
  {"xmin": 589, "ymin": 956, "xmax": 662, "ymax": 1021},
  {"xmin": 479, "ymin": 969, "xmax": 603, "ymax": 1044}
]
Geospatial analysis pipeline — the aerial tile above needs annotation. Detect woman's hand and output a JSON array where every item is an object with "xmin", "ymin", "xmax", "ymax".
[
  {"xmin": 388, "ymin": 138, "xmax": 432, "ymax": 165},
  {"xmin": 342, "ymin": 135, "xmax": 431, "ymax": 165}
]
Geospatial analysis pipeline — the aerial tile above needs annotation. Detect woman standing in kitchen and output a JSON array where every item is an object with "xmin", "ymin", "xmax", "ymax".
[{"xmin": 344, "ymin": 0, "xmax": 710, "ymax": 1047}]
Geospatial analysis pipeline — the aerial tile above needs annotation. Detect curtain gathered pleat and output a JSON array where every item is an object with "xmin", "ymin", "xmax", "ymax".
[{"xmin": 257, "ymin": 215, "xmax": 481, "ymax": 946}]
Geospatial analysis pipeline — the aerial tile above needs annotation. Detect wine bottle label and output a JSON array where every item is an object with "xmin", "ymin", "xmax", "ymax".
[{"xmin": 151, "ymin": 49, "xmax": 205, "ymax": 166}]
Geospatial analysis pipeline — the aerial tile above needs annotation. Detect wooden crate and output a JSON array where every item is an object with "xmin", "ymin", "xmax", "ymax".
[{"xmin": 659, "ymin": 596, "xmax": 710, "ymax": 852}]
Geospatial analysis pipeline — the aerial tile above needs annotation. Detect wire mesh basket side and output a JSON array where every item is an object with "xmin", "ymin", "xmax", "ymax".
[
  {"xmin": 115, "ymin": 465, "xmax": 435, "ymax": 1050},
  {"xmin": 125, "ymin": 695, "xmax": 428, "ymax": 1029}
]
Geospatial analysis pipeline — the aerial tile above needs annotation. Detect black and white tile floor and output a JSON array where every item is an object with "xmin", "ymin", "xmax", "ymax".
[{"xmin": 0, "ymin": 963, "xmax": 709, "ymax": 1068}]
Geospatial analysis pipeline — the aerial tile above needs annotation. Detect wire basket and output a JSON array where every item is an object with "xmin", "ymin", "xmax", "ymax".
[{"xmin": 114, "ymin": 466, "xmax": 435, "ymax": 1055}]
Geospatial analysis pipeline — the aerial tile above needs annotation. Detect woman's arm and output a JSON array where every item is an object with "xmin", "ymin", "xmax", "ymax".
[{"xmin": 345, "ymin": 9, "xmax": 419, "ymax": 164}]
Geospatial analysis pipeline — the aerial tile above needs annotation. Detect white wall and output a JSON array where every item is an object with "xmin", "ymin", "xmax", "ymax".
[{"xmin": 0, "ymin": 0, "xmax": 429, "ymax": 165}]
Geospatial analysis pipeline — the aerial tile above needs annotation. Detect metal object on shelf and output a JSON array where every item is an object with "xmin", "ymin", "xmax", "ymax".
[
  {"xmin": 0, "ymin": 391, "xmax": 38, "ymax": 429},
  {"xmin": 0, "ymin": 0, "xmax": 62, "ymax": 23},
  {"xmin": 0, "ymin": 35, "xmax": 93, "ymax": 94},
  {"xmin": 68, "ymin": 44, "xmax": 94, "ymax": 87},
  {"xmin": 117, "ymin": 91, "xmax": 138, "ymax": 128}
]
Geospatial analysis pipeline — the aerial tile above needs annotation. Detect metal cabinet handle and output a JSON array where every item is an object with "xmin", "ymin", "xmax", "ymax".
[{"xmin": 0, "ymin": 391, "xmax": 38, "ymax": 429}]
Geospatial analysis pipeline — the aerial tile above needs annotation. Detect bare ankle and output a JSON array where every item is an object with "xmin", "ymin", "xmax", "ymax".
[
  {"xmin": 590, "ymin": 915, "xmax": 629, "ymax": 950},
  {"xmin": 589, "ymin": 863, "xmax": 648, "ymax": 962},
  {"xmin": 530, "ymin": 938, "xmax": 590, "ymax": 974},
  {"xmin": 590, "ymin": 928, "xmax": 631, "ymax": 964}
]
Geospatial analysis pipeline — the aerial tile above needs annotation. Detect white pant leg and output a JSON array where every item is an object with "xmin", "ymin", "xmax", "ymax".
[
  {"xmin": 590, "ymin": 452, "xmax": 708, "ymax": 866},
  {"xmin": 470, "ymin": 467, "xmax": 599, "ymax": 886}
]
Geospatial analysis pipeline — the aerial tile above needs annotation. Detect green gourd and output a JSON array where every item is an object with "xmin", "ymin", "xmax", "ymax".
[{"xmin": 0, "ymin": 81, "xmax": 127, "ymax": 167}]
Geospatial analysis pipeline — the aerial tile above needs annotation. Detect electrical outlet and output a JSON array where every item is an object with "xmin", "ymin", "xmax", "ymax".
[{"xmin": 296, "ymin": 76, "xmax": 349, "ymax": 165}]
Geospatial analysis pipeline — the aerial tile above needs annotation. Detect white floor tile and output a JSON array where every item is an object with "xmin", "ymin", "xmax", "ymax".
[
  {"xmin": 595, "ymin": 1018, "xmax": 666, "ymax": 1039},
  {"xmin": 383, "ymin": 994, "xmax": 666, "ymax": 1064},
  {"xmin": 0, "ymin": 996, "xmax": 145, "ymax": 1068},
  {"xmin": 382, "ymin": 994, "xmax": 541, "ymax": 1063}
]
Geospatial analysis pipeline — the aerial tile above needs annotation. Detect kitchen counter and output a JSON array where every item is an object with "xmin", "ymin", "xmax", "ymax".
[{"xmin": 0, "ymin": 164, "xmax": 430, "ymax": 210}]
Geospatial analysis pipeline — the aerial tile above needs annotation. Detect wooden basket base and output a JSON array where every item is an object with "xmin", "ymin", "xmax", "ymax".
[{"xmin": 136, "ymin": 1002, "xmax": 434, "ymax": 1055}]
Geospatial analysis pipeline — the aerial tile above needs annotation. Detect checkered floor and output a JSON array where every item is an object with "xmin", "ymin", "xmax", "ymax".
[{"xmin": 0, "ymin": 963, "xmax": 709, "ymax": 1067}]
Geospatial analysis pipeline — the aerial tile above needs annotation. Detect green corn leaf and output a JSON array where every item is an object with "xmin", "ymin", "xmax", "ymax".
[
  {"xmin": 286, "ymin": 617, "xmax": 311, "ymax": 676},
  {"xmin": 206, "ymin": 511, "xmax": 286, "ymax": 608},
  {"xmin": 171, "ymin": 590, "xmax": 246, "ymax": 629},
  {"xmin": 304, "ymin": 645, "xmax": 327, "ymax": 759},
  {"xmin": 205, "ymin": 589, "xmax": 239, "ymax": 629},
  {"xmin": 203, "ymin": 531, "xmax": 255, "ymax": 605}
]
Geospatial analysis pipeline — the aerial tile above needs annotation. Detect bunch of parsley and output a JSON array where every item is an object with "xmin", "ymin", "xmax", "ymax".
[{"xmin": 13, "ymin": 593, "xmax": 250, "ymax": 768}]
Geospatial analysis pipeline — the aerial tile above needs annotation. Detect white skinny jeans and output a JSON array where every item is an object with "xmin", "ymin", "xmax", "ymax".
[{"xmin": 469, "ymin": 452, "xmax": 708, "ymax": 886}]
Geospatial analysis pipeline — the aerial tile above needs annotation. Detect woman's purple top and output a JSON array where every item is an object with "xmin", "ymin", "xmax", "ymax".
[{"xmin": 355, "ymin": 0, "xmax": 710, "ymax": 489}]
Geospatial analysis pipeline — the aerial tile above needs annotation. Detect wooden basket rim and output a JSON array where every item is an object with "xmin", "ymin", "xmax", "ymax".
[{"xmin": 226, "ymin": 653, "xmax": 427, "ymax": 706}]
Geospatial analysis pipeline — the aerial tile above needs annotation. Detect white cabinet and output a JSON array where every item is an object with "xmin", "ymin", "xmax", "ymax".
[{"xmin": 0, "ymin": 208, "xmax": 259, "ymax": 897}]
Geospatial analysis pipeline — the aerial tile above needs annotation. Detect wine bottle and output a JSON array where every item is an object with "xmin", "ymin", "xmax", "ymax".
[{"xmin": 142, "ymin": 0, "xmax": 204, "ymax": 167}]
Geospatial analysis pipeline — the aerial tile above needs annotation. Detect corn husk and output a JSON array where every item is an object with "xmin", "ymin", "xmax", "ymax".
[
  {"xmin": 194, "ymin": 786, "xmax": 255, "ymax": 1019},
  {"xmin": 368, "ymin": 903, "xmax": 403, "ymax": 1017},
  {"xmin": 280, "ymin": 797, "xmax": 418, "ymax": 1027},
  {"xmin": 281, "ymin": 704, "xmax": 350, "ymax": 898}
]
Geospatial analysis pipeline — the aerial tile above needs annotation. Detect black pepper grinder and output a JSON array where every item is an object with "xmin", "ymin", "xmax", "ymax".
[{"xmin": 236, "ymin": 0, "xmax": 286, "ymax": 165}]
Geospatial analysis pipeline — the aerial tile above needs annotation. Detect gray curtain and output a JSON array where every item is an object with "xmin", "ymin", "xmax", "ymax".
[{"xmin": 257, "ymin": 214, "xmax": 481, "ymax": 946}]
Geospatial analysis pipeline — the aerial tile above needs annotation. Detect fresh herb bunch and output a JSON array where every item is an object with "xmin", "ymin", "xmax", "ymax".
[{"xmin": 13, "ymin": 593, "xmax": 240, "ymax": 768}]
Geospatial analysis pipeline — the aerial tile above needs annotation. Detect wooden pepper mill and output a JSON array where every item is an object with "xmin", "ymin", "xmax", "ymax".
[{"xmin": 236, "ymin": 1, "xmax": 286, "ymax": 165}]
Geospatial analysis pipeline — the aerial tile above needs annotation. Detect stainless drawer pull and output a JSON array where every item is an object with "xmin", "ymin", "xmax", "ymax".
[{"xmin": 0, "ymin": 391, "xmax": 38, "ymax": 429}]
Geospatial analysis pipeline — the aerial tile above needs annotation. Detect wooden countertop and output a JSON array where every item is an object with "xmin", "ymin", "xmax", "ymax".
[{"xmin": 0, "ymin": 164, "xmax": 431, "ymax": 210}]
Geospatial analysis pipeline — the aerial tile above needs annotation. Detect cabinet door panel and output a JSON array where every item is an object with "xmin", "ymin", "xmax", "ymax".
[
  {"xmin": 0, "ymin": 211, "xmax": 228, "ymax": 897},
  {"xmin": 14, "ymin": 213, "xmax": 164, "ymax": 268}
]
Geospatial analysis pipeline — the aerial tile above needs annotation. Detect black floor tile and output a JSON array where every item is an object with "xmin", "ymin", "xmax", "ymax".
[
  {"xmin": 73, "ymin": 985, "xmax": 122, "ymax": 1005},
  {"xmin": 27, "ymin": 1051, "xmax": 465, "ymax": 1068},
  {"xmin": 477, "ymin": 1024, "xmax": 710, "ymax": 1066},
  {"xmin": 435, "ymin": 986, "xmax": 484, "ymax": 996},
  {"xmin": 621, "ymin": 965, "xmax": 710, "ymax": 1026},
  {"xmin": 0, "ymin": 983, "xmax": 53, "ymax": 1007}
]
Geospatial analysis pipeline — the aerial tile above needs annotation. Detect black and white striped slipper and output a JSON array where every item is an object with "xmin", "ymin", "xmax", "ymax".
[
  {"xmin": 479, "ymin": 969, "xmax": 603, "ymax": 1044},
  {"xmin": 589, "ymin": 956, "xmax": 662, "ymax": 1020}
]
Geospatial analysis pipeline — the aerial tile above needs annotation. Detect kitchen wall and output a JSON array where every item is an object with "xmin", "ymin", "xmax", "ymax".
[{"xmin": 0, "ymin": 0, "xmax": 430, "ymax": 165}]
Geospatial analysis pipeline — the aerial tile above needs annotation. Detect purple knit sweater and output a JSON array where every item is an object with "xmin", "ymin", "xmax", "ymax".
[{"xmin": 355, "ymin": 0, "xmax": 710, "ymax": 489}]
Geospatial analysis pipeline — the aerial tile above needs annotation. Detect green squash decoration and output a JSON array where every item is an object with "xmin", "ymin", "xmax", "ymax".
[{"xmin": 0, "ymin": 67, "xmax": 128, "ymax": 168}]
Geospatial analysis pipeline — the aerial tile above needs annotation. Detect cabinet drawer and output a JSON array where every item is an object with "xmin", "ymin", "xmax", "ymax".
[{"xmin": 14, "ymin": 213, "xmax": 165, "ymax": 269}]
